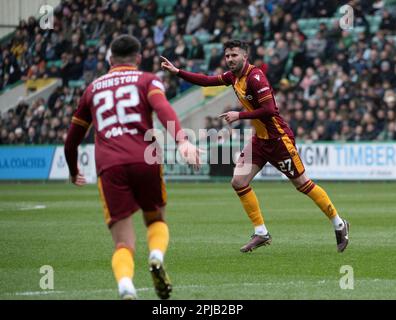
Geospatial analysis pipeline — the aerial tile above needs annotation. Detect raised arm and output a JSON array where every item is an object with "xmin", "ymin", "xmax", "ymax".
[{"xmin": 160, "ymin": 56, "xmax": 227, "ymax": 87}]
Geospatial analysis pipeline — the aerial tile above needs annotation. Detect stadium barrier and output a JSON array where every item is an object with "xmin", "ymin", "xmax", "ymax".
[
  {"xmin": 0, "ymin": 142, "xmax": 395, "ymax": 182},
  {"xmin": 0, "ymin": 145, "xmax": 97, "ymax": 182}
]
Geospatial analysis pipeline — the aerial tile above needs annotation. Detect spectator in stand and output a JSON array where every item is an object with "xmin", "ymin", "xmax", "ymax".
[{"xmin": 0, "ymin": 0, "xmax": 395, "ymax": 144}]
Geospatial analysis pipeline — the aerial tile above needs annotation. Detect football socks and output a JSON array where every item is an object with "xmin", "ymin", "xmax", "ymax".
[
  {"xmin": 298, "ymin": 180, "xmax": 339, "ymax": 221},
  {"xmin": 112, "ymin": 245, "xmax": 134, "ymax": 283},
  {"xmin": 147, "ymin": 221, "xmax": 169, "ymax": 255},
  {"xmin": 234, "ymin": 185, "xmax": 265, "ymax": 226}
]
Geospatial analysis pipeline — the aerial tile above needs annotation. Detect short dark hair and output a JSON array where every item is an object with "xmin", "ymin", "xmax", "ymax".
[
  {"xmin": 223, "ymin": 39, "xmax": 249, "ymax": 52},
  {"xmin": 110, "ymin": 35, "xmax": 141, "ymax": 58}
]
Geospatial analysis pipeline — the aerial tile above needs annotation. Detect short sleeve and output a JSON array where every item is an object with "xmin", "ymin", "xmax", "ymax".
[
  {"xmin": 72, "ymin": 88, "xmax": 92, "ymax": 129},
  {"xmin": 147, "ymin": 76, "xmax": 166, "ymax": 99}
]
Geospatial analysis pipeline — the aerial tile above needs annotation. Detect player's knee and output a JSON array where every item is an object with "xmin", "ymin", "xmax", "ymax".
[
  {"xmin": 231, "ymin": 176, "xmax": 247, "ymax": 190},
  {"xmin": 115, "ymin": 242, "xmax": 134, "ymax": 254},
  {"xmin": 144, "ymin": 211, "xmax": 164, "ymax": 227}
]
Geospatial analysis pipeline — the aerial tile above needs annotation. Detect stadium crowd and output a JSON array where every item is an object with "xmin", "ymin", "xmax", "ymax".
[{"xmin": 0, "ymin": 0, "xmax": 396, "ymax": 145}]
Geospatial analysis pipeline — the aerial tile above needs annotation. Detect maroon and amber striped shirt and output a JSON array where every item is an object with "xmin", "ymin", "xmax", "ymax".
[
  {"xmin": 179, "ymin": 62, "xmax": 294, "ymax": 140},
  {"xmin": 66, "ymin": 65, "xmax": 182, "ymax": 175}
]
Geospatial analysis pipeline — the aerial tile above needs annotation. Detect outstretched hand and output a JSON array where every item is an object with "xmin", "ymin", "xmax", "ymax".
[
  {"xmin": 219, "ymin": 111, "xmax": 240, "ymax": 124},
  {"xmin": 160, "ymin": 56, "xmax": 179, "ymax": 75}
]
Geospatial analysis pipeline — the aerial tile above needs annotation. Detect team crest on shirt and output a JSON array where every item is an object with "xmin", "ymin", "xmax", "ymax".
[{"xmin": 254, "ymin": 74, "xmax": 260, "ymax": 81}]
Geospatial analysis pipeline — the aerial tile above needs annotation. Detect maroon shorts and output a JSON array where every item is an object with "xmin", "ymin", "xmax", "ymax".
[
  {"xmin": 237, "ymin": 135, "xmax": 305, "ymax": 179},
  {"xmin": 97, "ymin": 163, "xmax": 166, "ymax": 228}
]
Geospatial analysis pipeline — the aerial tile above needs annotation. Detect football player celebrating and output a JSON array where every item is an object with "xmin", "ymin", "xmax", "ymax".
[{"xmin": 161, "ymin": 39, "xmax": 349, "ymax": 253}]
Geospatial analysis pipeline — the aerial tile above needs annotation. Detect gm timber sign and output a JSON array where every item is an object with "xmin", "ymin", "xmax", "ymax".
[{"xmin": 256, "ymin": 143, "xmax": 396, "ymax": 181}]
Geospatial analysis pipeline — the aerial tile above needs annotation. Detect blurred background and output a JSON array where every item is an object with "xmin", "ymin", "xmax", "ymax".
[{"xmin": 0, "ymin": 0, "xmax": 395, "ymax": 181}]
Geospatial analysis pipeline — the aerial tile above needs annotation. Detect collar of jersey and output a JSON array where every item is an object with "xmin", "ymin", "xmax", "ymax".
[
  {"xmin": 109, "ymin": 65, "xmax": 138, "ymax": 73},
  {"xmin": 238, "ymin": 62, "xmax": 254, "ymax": 78}
]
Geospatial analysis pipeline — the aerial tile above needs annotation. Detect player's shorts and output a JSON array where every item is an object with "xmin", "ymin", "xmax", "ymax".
[
  {"xmin": 97, "ymin": 163, "xmax": 167, "ymax": 228},
  {"xmin": 237, "ymin": 134, "xmax": 305, "ymax": 179}
]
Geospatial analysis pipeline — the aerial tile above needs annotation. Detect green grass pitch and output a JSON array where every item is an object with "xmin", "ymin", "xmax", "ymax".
[{"xmin": 0, "ymin": 181, "xmax": 395, "ymax": 300}]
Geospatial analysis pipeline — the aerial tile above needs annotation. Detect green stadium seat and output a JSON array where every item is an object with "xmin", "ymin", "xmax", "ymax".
[
  {"xmin": 298, "ymin": 18, "xmax": 318, "ymax": 30},
  {"xmin": 203, "ymin": 43, "xmax": 223, "ymax": 56},
  {"xmin": 297, "ymin": 19, "xmax": 309, "ymax": 29},
  {"xmin": 264, "ymin": 40, "xmax": 275, "ymax": 49},
  {"xmin": 352, "ymin": 26, "xmax": 365, "ymax": 34},
  {"xmin": 303, "ymin": 28, "xmax": 318, "ymax": 38},
  {"xmin": 47, "ymin": 60, "xmax": 62, "ymax": 68},
  {"xmin": 196, "ymin": 33, "xmax": 211, "ymax": 45},
  {"xmin": 367, "ymin": 15, "xmax": 382, "ymax": 33},
  {"xmin": 156, "ymin": 45, "xmax": 164, "ymax": 55},
  {"xmin": 86, "ymin": 39, "xmax": 99, "ymax": 47},
  {"xmin": 68, "ymin": 80, "xmax": 85, "ymax": 88},
  {"xmin": 317, "ymin": 17, "xmax": 329, "ymax": 24},
  {"xmin": 327, "ymin": 17, "xmax": 338, "ymax": 28},
  {"xmin": 156, "ymin": 0, "xmax": 177, "ymax": 16},
  {"xmin": 183, "ymin": 35, "xmax": 194, "ymax": 46},
  {"xmin": 163, "ymin": 15, "xmax": 176, "ymax": 27},
  {"xmin": 203, "ymin": 43, "xmax": 223, "ymax": 70}
]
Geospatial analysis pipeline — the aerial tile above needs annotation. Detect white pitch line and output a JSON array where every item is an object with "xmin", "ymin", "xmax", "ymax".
[
  {"xmin": 4, "ymin": 278, "xmax": 389, "ymax": 297},
  {"xmin": 15, "ymin": 290, "xmax": 64, "ymax": 296},
  {"xmin": 18, "ymin": 205, "xmax": 47, "ymax": 211},
  {"xmin": 6, "ymin": 282, "xmax": 307, "ymax": 297}
]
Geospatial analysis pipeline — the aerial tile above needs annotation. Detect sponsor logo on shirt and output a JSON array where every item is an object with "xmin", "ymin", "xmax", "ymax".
[{"xmin": 258, "ymin": 86, "xmax": 270, "ymax": 94}]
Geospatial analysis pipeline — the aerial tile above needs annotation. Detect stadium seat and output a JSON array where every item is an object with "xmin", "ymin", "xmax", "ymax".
[
  {"xmin": 366, "ymin": 15, "xmax": 382, "ymax": 33},
  {"xmin": 203, "ymin": 43, "xmax": 223, "ymax": 57},
  {"xmin": 86, "ymin": 39, "xmax": 99, "ymax": 47},
  {"xmin": 196, "ymin": 33, "xmax": 211, "ymax": 45},
  {"xmin": 298, "ymin": 18, "xmax": 318, "ymax": 30},
  {"xmin": 156, "ymin": 45, "xmax": 164, "ymax": 55},
  {"xmin": 264, "ymin": 40, "xmax": 275, "ymax": 49},
  {"xmin": 46, "ymin": 60, "xmax": 62, "ymax": 68},
  {"xmin": 163, "ymin": 15, "xmax": 176, "ymax": 28},
  {"xmin": 203, "ymin": 43, "xmax": 223, "ymax": 70},
  {"xmin": 156, "ymin": 0, "xmax": 177, "ymax": 16},
  {"xmin": 303, "ymin": 28, "xmax": 318, "ymax": 38},
  {"xmin": 183, "ymin": 35, "xmax": 194, "ymax": 47},
  {"xmin": 68, "ymin": 80, "xmax": 85, "ymax": 88}
]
